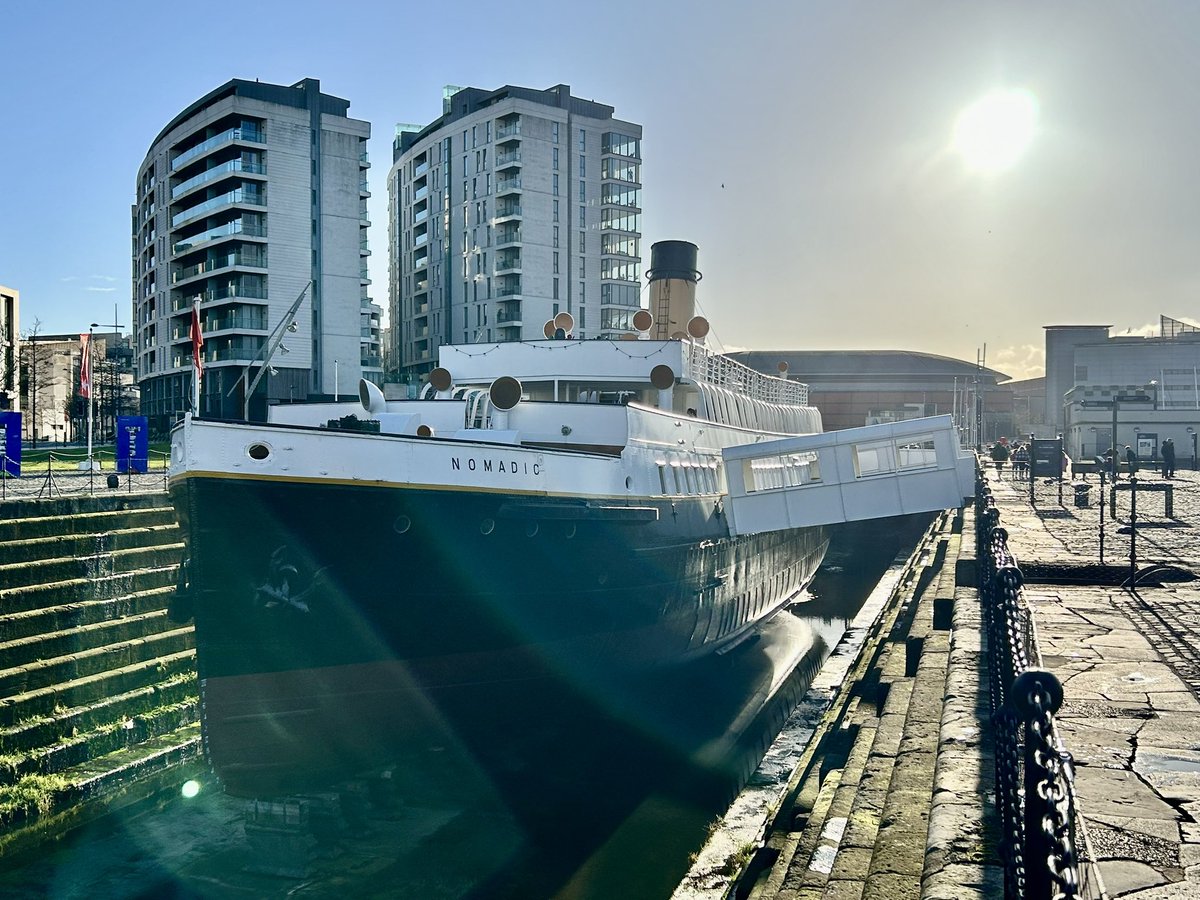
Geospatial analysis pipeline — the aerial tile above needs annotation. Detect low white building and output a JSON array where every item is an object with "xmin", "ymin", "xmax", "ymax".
[{"xmin": 1058, "ymin": 316, "xmax": 1200, "ymax": 467}]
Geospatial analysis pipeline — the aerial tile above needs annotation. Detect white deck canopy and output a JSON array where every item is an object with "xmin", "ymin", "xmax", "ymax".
[{"xmin": 721, "ymin": 415, "xmax": 975, "ymax": 535}]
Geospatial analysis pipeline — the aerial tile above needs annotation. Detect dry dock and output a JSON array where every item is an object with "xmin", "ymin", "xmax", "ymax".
[{"xmin": 684, "ymin": 465, "xmax": 1200, "ymax": 900}]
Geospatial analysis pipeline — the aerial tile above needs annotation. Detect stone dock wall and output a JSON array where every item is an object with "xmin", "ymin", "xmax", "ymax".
[{"xmin": 0, "ymin": 491, "xmax": 199, "ymax": 861}]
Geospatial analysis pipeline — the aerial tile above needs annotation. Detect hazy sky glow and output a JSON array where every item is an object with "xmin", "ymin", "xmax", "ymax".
[{"xmin": 4, "ymin": 1, "xmax": 1200, "ymax": 381}]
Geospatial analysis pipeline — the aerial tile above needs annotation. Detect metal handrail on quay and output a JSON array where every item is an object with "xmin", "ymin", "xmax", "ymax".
[{"xmin": 976, "ymin": 469, "xmax": 1081, "ymax": 900}]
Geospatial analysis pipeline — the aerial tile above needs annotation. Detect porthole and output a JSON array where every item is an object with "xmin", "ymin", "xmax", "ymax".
[
  {"xmin": 525, "ymin": 522, "xmax": 539, "ymax": 538},
  {"xmin": 393, "ymin": 515, "xmax": 412, "ymax": 534},
  {"xmin": 625, "ymin": 475, "xmax": 633, "ymax": 490},
  {"xmin": 565, "ymin": 523, "xmax": 577, "ymax": 539},
  {"xmin": 480, "ymin": 518, "xmax": 496, "ymax": 535},
  {"xmin": 247, "ymin": 443, "xmax": 271, "ymax": 461}
]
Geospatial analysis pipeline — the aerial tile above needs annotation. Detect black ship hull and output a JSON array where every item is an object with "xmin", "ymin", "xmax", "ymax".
[{"xmin": 170, "ymin": 473, "xmax": 828, "ymax": 796}]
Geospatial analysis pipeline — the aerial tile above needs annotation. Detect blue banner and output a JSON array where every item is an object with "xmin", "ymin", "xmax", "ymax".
[
  {"xmin": 116, "ymin": 415, "xmax": 149, "ymax": 474},
  {"xmin": 0, "ymin": 412, "xmax": 20, "ymax": 477}
]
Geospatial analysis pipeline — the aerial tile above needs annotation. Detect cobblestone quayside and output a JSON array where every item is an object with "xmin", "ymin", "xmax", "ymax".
[{"xmin": 986, "ymin": 466, "xmax": 1200, "ymax": 899}]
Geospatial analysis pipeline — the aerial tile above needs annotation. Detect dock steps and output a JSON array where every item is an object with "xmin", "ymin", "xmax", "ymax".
[{"xmin": 0, "ymin": 492, "xmax": 196, "ymax": 860}]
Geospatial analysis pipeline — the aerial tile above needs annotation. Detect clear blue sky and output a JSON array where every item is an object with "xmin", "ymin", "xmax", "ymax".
[{"xmin": 4, "ymin": 0, "xmax": 1199, "ymax": 380}]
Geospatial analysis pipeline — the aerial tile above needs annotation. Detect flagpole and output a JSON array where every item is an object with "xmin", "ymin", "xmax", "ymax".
[{"xmin": 192, "ymin": 300, "xmax": 202, "ymax": 415}]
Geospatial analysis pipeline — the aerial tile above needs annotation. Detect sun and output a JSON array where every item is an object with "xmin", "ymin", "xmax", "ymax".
[{"xmin": 952, "ymin": 89, "xmax": 1038, "ymax": 174}]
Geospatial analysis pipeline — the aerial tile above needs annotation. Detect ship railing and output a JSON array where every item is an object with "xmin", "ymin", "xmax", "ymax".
[
  {"xmin": 976, "ymin": 469, "xmax": 1083, "ymax": 900},
  {"xmin": 684, "ymin": 342, "xmax": 808, "ymax": 405}
]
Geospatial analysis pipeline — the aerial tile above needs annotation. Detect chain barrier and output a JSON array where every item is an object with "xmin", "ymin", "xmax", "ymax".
[{"xmin": 977, "ymin": 467, "xmax": 1081, "ymax": 900}]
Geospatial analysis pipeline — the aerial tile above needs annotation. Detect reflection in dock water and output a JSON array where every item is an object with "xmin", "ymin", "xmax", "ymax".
[{"xmin": 0, "ymin": 515, "xmax": 931, "ymax": 899}]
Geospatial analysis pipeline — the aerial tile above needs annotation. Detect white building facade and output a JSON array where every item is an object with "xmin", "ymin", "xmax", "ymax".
[
  {"xmin": 1056, "ymin": 318, "xmax": 1200, "ymax": 466},
  {"xmin": 387, "ymin": 84, "xmax": 642, "ymax": 379},
  {"xmin": 134, "ymin": 78, "xmax": 380, "ymax": 432}
]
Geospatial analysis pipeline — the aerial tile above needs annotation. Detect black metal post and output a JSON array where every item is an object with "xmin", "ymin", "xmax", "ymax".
[
  {"xmin": 1098, "ymin": 469, "xmax": 1106, "ymax": 565},
  {"xmin": 1030, "ymin": 432, "xmax": 1036, "ymax": 507},
  {"xmin": 1129, "ymin": 476, "xmax": 1138, "ymax": 585}
]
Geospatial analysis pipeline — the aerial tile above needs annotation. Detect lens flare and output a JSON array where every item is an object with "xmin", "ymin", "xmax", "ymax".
[
  {"xmin": 181, "ymin": 779, "xmax": 201, "ymax": 799},
  {"xmin": 952, "ymin": 89, "xmax": 1038, "ymax": 174}
]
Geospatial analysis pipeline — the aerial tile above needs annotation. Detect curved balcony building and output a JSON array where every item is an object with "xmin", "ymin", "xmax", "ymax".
[
  {"xmin": 134, "ymin": 77, "xmax": 379, "ymax": 431},
  {"xmin": 386, "ymin": 84, "xmax": 642, "ymax": 379}
]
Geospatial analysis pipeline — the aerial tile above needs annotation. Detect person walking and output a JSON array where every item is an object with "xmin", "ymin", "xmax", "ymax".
[
  {"xmin": 1162, "ymin": 438, "xmax": 1176, "ymax": 479},
  {"xmin": 990, "ymin": 441, "xmax": 1010, "ymax": 477},
  {"xmin": 1013, "ymin": 443, "xmax": 1029, "ymax": 480},
  {"xmin": 1125, "ymin": 444, "xmax": 1137, "ymax": 476}
]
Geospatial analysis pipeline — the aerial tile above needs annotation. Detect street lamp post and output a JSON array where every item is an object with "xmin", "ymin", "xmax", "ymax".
[
  {"xmin": 86, "ymin": 323, "xmax": 97, "ymax": 469},
  {"xmin": 1188, "ymin": 426, "xmax": 1197, "ymax": 471}
]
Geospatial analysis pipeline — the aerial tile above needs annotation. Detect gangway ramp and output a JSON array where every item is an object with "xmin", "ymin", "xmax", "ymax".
[{"xmin": 722, "ymin": 415, "xmax": 975, "ymax": 535}]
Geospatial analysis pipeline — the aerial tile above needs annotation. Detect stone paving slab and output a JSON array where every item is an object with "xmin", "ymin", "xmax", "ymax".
[{"xmin": 982, "ymin": 467, "xmax": 1200, "ymax": 898}]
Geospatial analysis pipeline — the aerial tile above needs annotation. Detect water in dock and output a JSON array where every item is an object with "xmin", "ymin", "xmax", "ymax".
[{"xmin": 0, "ymin": 517, "xmax": 932, "ymax": 899}]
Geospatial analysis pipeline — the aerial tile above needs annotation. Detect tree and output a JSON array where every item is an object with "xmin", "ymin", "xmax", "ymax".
[{"xmin": 17, "ymin": 319, "xmax": 56, "ymax": 449}]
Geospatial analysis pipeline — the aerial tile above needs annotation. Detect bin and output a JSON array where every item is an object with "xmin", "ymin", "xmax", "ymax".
[{"xmin": 1073, "ymin": 483, "xmax": 1091, "ymax": 508}]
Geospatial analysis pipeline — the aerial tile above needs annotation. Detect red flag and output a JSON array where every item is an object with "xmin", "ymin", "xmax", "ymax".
[
  {"xmin": 190, "ymin": 304, "xmax": 204, "ymax": 377},
  {"xmin": 79, "ymin": 333, "xmax": 92, "ymax": 399}
]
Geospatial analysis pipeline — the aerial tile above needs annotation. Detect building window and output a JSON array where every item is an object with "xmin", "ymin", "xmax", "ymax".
[
  {"xmin": 553, "ymin": 200, "xmax": 559, "ymax": 222},
  {"xmin": 553, "ymin": 278, "xmax": 559, "ymax": 299},
  {"xmin": 579, "ymin": 155, "xmax": 585, "ymax": 176},
  {"xmin": 553, "ymin": 252, "xmax": 559, "ymax": 274},
  {"xmin": 553, "ymin": 148, "xmax": 559, "ymax": 170},
  {"xmin": 472, "ymin": 125, "xmax": 477, "ymax": 148},
  {"xmin": 553, "ymin": 226, "xmax": 559, "ymax": 248},
  {"xmin": 579, "ymin": 180, "xmax": 585, "ymax": 198},
  {"xmin": 486, "ymin": 121, "xmax": 492, "ymax": 143},
  {"xmin": 579, "ymin": 129, "xmax": 586, "ymax": 150},
  {"xmin": 553, "ymin": 174, "xmax": 559, "ymax": 196},
  {"xmin": 552, "ymin": 122, "xmax": 559, "ymax": 144}
]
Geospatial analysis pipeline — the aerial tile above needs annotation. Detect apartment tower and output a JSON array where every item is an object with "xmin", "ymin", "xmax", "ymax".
[
  {"xmin": 134, "ymin": 78, "xmax": 381, "ymax": 432},
  {"xmin": 387, "ymin": 84, "xmax": 642, "ymax": 378}
]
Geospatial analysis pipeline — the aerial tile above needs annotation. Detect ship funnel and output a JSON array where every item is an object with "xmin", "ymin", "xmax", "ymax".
[
  {"xmin": 359, "ymin": 378, "xmax": 386, "ymax": 414},
  {"xmin": 646, "ymin": 241, "xmax": 701, "ymax": 341}
]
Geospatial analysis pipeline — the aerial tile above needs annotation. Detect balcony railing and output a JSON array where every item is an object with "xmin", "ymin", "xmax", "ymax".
[
  {"xmin": 496, "ymin": 151, "xmax": 521, "ymax": 167},
  {"xmin": 172, "ymin": 160, "xmax": 265, "ymax": 199},
  {"xmin": 172, "ymin": 249, "xmax": 267, "ymax": 284},
  {"xmin": 173, "ymin": 219, "xmax": 266, "ymax": 255},
  {"xmin": 495, "ymin": 255, "xmax": 521, "ymax": 272},
  {"xmin": 171, "ymin": 314, "xmax": 268, "ymax": 339},
  {"xmin": 495, "ymin": 205, "xmax": 522, "ymax": 219},
  {"xmin": 496, "ymin": 124, "xmax": 521, "ymax": 140},
  {"xmin": 496, "ymin": 308, "xmax": 522, "ymax": 324},
  {"xmin": 496, "ymin": 178, "xmax": 522, "ymax": 193},
  {"xmin": 172, "ymin": 126, "xmax": 264, "ymax": 171},
  {"xmin": 172, "ymin": 280, "xmax": 267, "ymax": 310},
  {"xmin": 172, "ymin": 187, "xmax": 266, "ymax": 227},
  {"xmin": 496, "ymin": 228, "xmax": 522, "ymax": 246}
]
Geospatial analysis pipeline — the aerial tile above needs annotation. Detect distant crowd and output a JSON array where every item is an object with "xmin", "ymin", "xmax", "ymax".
[{"xmin": 987, "ymin": 437, "xmax": 1179, "ymax": 481}]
